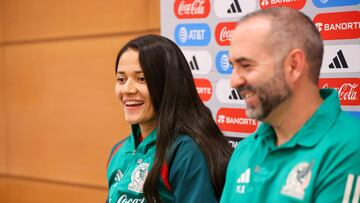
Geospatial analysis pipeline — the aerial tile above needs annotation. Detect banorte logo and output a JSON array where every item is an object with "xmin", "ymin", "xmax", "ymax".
[
  {"xmin": 319, "ymin": 78, "xmax": 360, "ymax": 106},
  {"xmin": 174, "ymin": 0, "xmax": 210, "ymax": 19},
  {"xmin": 215, "ymin": 22, "xmax": 237, "ymax": 46},
  {"xmin": 216, "ymin": 108, "xmax": 258, "ymax": 133},
  {"xmin": 194, "ymin": 78, "xmax": 212, "ymax": 102},
  {"xmin": 313, "ymin": 11, "xmax": 360, "ymax": 40},
  {"xmin": 260, "ymin": 0, "xmax": 306, "ymax": 10}
]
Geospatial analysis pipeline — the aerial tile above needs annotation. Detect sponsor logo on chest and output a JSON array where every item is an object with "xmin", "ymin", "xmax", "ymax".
[
  {"xmin": 117, "ymin": 194, "xmax": 145, "ymax": 203},
  {"xmin": 236, "ymin": 168, "xmax": 251, "ymax": 194}
]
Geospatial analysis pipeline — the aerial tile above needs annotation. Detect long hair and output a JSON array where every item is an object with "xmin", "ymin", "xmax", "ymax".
[{"xmin": 115, "ymin": 35, "xmax": 232, "ymax": 202}]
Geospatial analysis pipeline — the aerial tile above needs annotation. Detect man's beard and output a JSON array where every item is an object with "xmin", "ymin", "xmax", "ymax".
[{"xmin": 237, "ymin": 65, "xmax": 292, "ymax": 121}]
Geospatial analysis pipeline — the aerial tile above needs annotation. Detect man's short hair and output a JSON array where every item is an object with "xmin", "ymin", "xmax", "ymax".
[{"xmin": 238, "ymin": 7, "xmax": 323, "ymax": 84}]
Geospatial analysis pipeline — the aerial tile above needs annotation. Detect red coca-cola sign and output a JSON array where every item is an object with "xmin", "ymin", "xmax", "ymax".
[
  {"xmin": 215, "ymin": 22, "xmax": 237, "ymax": 46},
  {"xmin": 216, "ymin": 108, "xmax": 258, "ymax": 133},
  {"xmin": 319, "ymin": 78, "xmax": 360, "ymax": 106},
  {"xmin": 194, "ymin": 78, "xmax": 212, "ymax": 102},
  {"xmin": 174, "ymin": 0, "xmax": 210, "ymax": 19}
]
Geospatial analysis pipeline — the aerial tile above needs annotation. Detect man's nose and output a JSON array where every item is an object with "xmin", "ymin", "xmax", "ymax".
[{"xmin": 230, "ymin": 69, "xmax": 246, "ymax": 89}]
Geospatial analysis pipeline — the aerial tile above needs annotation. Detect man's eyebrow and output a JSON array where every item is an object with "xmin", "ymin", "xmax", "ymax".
[
  {"xmin": 234, "ymin": 57, "xmax": 253, "ymax": 63},
  {"xmin": 229, "ymin": 57, "xmax": 252, "ymax": 66}
]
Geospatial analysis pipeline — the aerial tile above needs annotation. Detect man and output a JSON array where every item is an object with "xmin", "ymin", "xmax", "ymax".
[{"xmin": 220, "ymin": 7, "xmax": 360, "ymax": 203}]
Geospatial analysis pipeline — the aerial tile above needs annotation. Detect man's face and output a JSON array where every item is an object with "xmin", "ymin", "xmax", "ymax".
[{"xmin": 229, "ymin": 17, "xmax": 292, "ymax": 121}]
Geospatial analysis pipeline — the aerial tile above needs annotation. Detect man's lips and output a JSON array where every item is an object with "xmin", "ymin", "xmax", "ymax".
[{"xmin": 240, "ymin": 91, "xmax": 255, "ymax": 99}]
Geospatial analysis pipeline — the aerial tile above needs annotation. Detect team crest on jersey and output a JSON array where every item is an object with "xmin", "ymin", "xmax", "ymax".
[
  {"xmin": 128, "ymin": 162, "xmax": 149, "ymax": 193},
  {"xmin": 281, "ymin": 161, "xmax": 314, "ymax": 200}
]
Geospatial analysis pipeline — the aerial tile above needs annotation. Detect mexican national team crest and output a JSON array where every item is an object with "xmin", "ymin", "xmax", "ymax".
[
  {"xmin": 281, "ymin": 161, "xmax": 314, "ymax": 200},
  {"xmin": 128, "ymin": 162, "xmax": 149, "ymax": 193}
]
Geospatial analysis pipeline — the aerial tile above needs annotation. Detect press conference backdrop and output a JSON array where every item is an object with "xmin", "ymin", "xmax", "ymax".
[{"xmin": 161, "ymin": 0, "xmax": 360, "ymax": 148}]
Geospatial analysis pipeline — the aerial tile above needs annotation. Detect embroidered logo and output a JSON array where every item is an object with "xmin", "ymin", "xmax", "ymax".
[
  {"xmin": 281, "ymin": 161, "xmax": 314, "ymax": 200},
  {"xmin": 128, "ymin": 163, "xmax": 149, "ymax": 193},
  {"xmin": 114, "ymin": 169, "xmax": 123, "ymax": 182},
  {"xmin": 236, "ymin": 168, "xmax": 250, "ymax": 194}
]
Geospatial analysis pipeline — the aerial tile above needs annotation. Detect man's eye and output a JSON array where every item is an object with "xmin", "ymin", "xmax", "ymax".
[{"xmin": 241, "ymin": 64, "xmax": 251, "ymax": 68}]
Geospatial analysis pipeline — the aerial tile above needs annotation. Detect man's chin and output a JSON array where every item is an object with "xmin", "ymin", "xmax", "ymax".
[{"xmin": 245, "ymin": 108, "xmax": 263, "ymax": 120}]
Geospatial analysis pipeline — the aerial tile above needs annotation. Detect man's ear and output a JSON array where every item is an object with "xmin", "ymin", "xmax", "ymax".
[{"xmin": 283, "ymin": 49, "xmax": 306, "ymax": 86}]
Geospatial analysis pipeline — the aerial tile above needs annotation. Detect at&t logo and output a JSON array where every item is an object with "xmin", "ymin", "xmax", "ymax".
[
  {"xmin": 216, "ymin": 51, "xmax": 233, "ymax": 74},
  {"xmin": 175, "ymin": 23, "xmax": 211, "ymax": 46},
  {"xmin": 313, "ymin": 0, "xmax": 359, "ymax": 8}
]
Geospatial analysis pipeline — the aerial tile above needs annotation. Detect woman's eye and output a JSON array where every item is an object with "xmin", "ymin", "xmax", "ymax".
[
  {"xmin": 116, "ymin": 77, "xmax": 125, "ymax": 83},
  {"xmin": 138, "ymin": 76, "xmax": 146, "ymax": 82}
]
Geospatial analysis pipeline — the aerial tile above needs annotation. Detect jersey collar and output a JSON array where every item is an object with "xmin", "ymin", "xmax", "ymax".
[{"xmin": 131, "ymin": 124, "xmax": 157, "ymax": 154}]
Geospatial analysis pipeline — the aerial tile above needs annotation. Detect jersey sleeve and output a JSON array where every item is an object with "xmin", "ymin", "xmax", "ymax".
[
  {"xmin": 167, "ymin": 135, "xmax": 218, "ymax": 203},
  {"xmin": 314, "ymin": 137, "xmax": 360, "ymax": 202},
  {"xmin": 107, "ymin": 137, "xmax": 128, "ymax": 168}
]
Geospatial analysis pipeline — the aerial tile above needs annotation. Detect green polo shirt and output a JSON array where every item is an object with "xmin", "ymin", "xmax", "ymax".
[
  {"xmin": 107, "ymin": 125, "xmax": 217, "ymax": 203},
  {"xmin": 220, "ymin": 89, "xmax": 360, "ymax": 202}
]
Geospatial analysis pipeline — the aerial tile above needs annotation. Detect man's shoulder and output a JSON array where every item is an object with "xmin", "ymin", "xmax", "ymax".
[
  {"xmin": 319, "ymin": 111, "xmax": 360, "ymax": 165},
  {"xmin": 232, "ymin": 133, "xmax": 259, "ymax": 157},
  {"xmin": 338, "ymin": 111, "xmax": 360, "ymax": 130},
  {"xmin": 329, "ymin": 111, "xmax": 360, "ymax": 142}
]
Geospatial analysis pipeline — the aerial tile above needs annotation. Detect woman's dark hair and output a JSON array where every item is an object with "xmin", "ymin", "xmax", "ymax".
[{"xmin": 115, "ymin": 34, "xmax": 232, "ymax": 202}]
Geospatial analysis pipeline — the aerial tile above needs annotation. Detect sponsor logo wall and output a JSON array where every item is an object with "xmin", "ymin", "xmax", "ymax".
[{"xmin": 161, "ymin": 0, "xmax": 360, "ymax": 145}]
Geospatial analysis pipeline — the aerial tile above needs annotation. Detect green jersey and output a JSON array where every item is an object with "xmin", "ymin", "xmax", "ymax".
[
  {"xmin": 107, "ymin": 125, "xmax": 217, "ymax": 203},
  {"xmin": 221, "ymin": 89, "xmax": 360, "ymax": 202}
]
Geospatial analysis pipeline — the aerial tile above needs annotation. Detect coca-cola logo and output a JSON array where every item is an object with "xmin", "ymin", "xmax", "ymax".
[
  {"xmin": 194, "ymin": 78, "xmax": 212, "ymax": 102},
  {"xmin": 319, "ymin": 78, "xmax": 360, "ymax": 106},
  {"xmin": 215, "ymin": 22, "xmax": 237, "ymax": 46},
  {"xmin": 174, "ymin": 0, "xmax": 210, "ymax": 19},
  {"xmin": 216, "ymin": 108, "xmax": 258, "ymax": 133}
]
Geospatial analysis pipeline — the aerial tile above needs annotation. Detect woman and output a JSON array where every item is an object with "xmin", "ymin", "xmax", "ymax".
[{"xmin": 107, "ymin": 35, "xmax": 232, "ymax": 203}]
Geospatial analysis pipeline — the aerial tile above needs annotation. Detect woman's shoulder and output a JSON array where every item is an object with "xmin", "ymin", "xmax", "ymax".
[
  {"xmin": 172, "ymin": 134, "xmax": 200, "ymax": 150},
  {"xmin": 107, "ymin": 135, "xmax": 133, "ymax": 163},
  {"xmin": 165, "ymin": 134, "xmax": 205, "ymax": 164}
]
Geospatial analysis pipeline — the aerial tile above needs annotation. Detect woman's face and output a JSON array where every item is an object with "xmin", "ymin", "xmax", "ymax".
[{"xmin": 115, "ymin": 49, "xmax": 156, "ymax": 127}]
